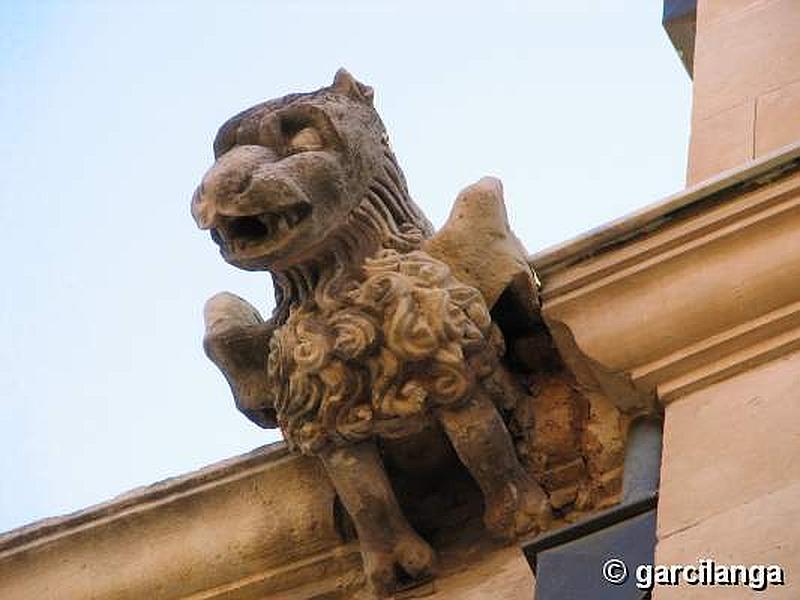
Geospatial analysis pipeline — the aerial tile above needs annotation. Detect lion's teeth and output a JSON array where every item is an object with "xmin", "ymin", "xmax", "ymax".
[
  {"xmin": 267, "ymin": 215, "xmax": 279, "ymax": 236},
  {"xmin": 276, "ymin": 215, "xmax": 289, "ymax": 233}
]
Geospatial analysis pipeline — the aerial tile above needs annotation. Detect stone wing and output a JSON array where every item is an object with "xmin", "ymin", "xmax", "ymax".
[{"xmin": 423, "ymin": 177, "xmax": 540, "ymax": 324}]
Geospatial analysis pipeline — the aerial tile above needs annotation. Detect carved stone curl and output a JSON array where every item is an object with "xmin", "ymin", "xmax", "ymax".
[{"xmin": 192, "ymin": 69, "xmax": 568, "ymax": 596}]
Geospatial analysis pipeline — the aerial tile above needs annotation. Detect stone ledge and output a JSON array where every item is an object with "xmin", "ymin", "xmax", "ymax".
[
  {"xmin": 0, "ymin": 443, "xmax": 288, "ymax": 553},
  {"xmin": 0, "ymin": 443, "xmax": 359, "ymax": 600},
  {"xmin": 530, "ymin": 139, "xmax": 800, "ymax": 275},
  {"xmin": 532, "ymin": 140, "xmax": 800, "ymax": 409}
]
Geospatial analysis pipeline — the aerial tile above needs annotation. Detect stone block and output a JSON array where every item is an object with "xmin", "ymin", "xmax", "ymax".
[
  {"xmin": 658, "ymin": 352, "xmax": 800, "ymax": 539},
  {"xmin": 687, "ymin": 100, "xmax": 754, "ymax": 184},
  {"xmin": 696, "ymin": 0, "xmax": 770, "ymax": 26},
  {"xmin": 693, "ymin": 0, "xmax": 800, "ymax": 120},
  {"xmin": 755, "ymin": 78, "xmax": 800, "ymax": 157},
  {"xmin": 654, "ymin": 480, "xmax": 800, "ymax": 599}
]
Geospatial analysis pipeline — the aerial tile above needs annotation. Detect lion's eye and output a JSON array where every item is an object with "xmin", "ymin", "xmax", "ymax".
[{"xmin": 288, "ymin": 127, "xmax": 323, "ymax": 152}]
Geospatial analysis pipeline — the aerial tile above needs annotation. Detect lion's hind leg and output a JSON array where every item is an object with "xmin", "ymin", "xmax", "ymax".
[
  {"xmin": 319, "ymin": 440, "xmax": 436, "ymax": 596},
  {"xmin": 438, "ymin": 390, "xmax": 552, "ymax": 540}
]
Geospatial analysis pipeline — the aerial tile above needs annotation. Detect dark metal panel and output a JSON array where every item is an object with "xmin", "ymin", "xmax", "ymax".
[
  {"xmin": 535, "ymin": 510, "xmax": 656, "ymax": 600},
  {"xmin": 622, "ymin": 418, "xmax": 663, "ymax": 503},
  {"xmin": 663, "ymin": 0, "xmax": 697, "ymax": 77},
  {"xmin": 663, "ymin": 0, "xmax": 697, "ymax": 21}
]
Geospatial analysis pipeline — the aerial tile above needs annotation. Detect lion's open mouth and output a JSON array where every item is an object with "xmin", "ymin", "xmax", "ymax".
[{"xmin": 211, "ymin": 204, "xmax": 311, "ymax": 254}]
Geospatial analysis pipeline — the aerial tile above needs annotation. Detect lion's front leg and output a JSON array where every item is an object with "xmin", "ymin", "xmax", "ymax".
[
  {"xmin": 319, "ymin": 440, "xmax": 436, "ymax": 596},
  {"xmin": 438, "ymin": 390, "xmax": 552, "ymax": 540},
  {"xmin": 203, "ymin": 292, "xmax": 277, "ymax": 428}
]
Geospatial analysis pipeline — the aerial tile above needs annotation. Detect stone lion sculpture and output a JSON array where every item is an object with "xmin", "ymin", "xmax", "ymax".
[{"xmin": 191, "ymin": 69, "xmax": 552, "ymax": 595}]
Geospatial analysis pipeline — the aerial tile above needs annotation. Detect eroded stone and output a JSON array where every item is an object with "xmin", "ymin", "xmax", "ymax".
[{"xmin": 192, "ymin": 68, "xmax": 625, "ymax": 597}]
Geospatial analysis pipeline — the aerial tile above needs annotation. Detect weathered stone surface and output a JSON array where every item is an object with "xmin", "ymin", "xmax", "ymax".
[
  {"xmin": 0, "ymin": 445, "xmax": 359, "ymax": 600},
  {"xmin": 424, "ymin": 176, "xmax": 539, "ymax": 312},
  {"xmin": 191, "ymin": 69, "xmax": 619, "ymax": 596}
]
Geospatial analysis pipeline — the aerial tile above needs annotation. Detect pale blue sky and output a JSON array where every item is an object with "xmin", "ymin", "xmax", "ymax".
[{"xmin": 0, "ymin": 1, "xmax": 691, "ymax": 532}]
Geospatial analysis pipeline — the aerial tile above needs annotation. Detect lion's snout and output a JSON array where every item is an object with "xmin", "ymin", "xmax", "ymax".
[
  {"xmin": 192, "ymin": 145, "xmax": 286, "ymax": 229},
  {"xmin": 192, "ymin": 144, "xmax": 316, "ymax": 270}
]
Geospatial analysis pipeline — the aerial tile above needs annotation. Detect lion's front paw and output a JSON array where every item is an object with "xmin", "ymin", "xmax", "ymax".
[
  {"xmin": 202, "ymin": 292, "xmax": 277, "ymax": 427},
  {"xmin": 483, "ymin": 471, "xmax": 552, "ymax": 541},
  {"xmin": 363, "ymin": 529, "xmax": 436, "ymax": 596}
]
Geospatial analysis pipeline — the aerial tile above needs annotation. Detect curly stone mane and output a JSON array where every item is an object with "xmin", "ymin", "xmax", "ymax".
[{"xmin": 269, "ymin": 249, "xmax": 505, "ymax": 454}]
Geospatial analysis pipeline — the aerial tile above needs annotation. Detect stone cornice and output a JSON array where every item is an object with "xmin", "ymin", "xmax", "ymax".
[
  {"xmin": 533, "ymin": 140, "xmax": 800, "ymax": 408},
  {"xmin": 0, "ymin": 444, "xmax": 287, "ymax": 553},
  {"xmin": 0, "ymin": 443, "xmax": 362, "ymax": 600}
]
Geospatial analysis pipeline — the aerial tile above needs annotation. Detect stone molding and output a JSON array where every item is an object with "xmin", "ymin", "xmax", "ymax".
[
  {"xmin": 533, "ymin": 140, "xmax": 800, "ymax": 408},
  {"xmin": 0, "ymin": 444, "xmax": 362, "ymax": 600}
]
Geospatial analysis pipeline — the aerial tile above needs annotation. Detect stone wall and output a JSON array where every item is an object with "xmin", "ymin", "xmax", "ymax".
[{"xmin": 688, "ymin": 0, "xmax": 800, "ymax": 183}]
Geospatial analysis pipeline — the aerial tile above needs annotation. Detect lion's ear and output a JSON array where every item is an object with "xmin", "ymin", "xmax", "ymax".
[{"xmin": 332, "ymin": 68, "xmax": 374, "ymax": 105}]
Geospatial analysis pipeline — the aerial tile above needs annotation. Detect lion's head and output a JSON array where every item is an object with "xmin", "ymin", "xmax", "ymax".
[{"xmin": 192, "ymin": 69, "xmax": 432, "ymax": 290}]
